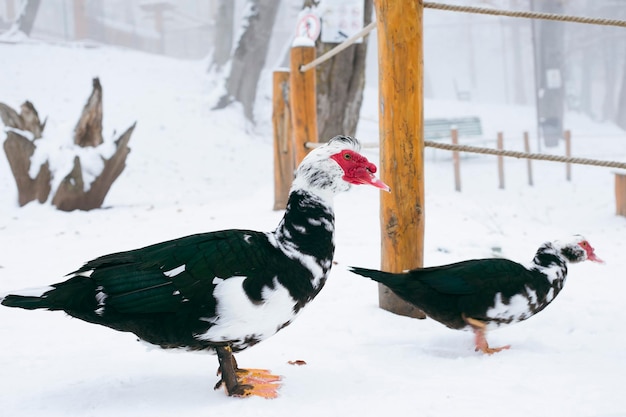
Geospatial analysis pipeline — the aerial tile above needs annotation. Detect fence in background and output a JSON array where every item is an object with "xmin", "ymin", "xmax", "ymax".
[{"xmin": 273, "ymin": 1, "xmax": 626, "ymax": 317}]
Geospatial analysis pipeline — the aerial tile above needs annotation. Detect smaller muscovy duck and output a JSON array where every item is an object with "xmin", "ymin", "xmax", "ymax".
[
  {"xmin": 1, "ymin": 135, "xmax": 389, "ymax": 398},
  {"xmin": 349, "ymin": 236, "xmax": 603, "ymax": 354}
]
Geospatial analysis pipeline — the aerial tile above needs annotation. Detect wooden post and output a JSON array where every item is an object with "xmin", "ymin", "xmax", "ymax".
[
  {"xmin": 272, "ymin": 69, "xmax": 294, "ymax": 211},
  {"xmin": 140, "ymin": 2, "xmax": 173, "ymax": 54},
  {"xmin": 615, "ymin": 172, "xmax": 626, "ymax": 217},
  {"xmin": 289, "ymin": 42, "xmax": 318, "ymax": 165},
  {"xmin": 523, "ymin": 131, "xmax": 533, "ymax": 186},
  {"xmin": 6, "ymin": 0, "xmax": 16, "ymax": 21},
  {"xmin": 73, "ymin": 0, "xmax": 87, "ymax": 39},
  {"xmin": 376, "ymin": 0, "xmax": 426, "ymax": 319},
  {"xmin": 564, "ymin": 129, "xmax": 572, "ymax": 181},
  {"xmin": 497, "ymin": 132, "xmax": 505, "ymax": 189},
  {"xmin": 452, "ymin": 128, "xmax": 461, "ymax": 192}
]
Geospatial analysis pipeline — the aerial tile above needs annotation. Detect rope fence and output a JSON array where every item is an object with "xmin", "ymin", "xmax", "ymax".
[
  {"xmin": 306, "ymin": 140, "xmax": 626, "ymax": 170},
  {"xmin": 424, "ymin": 2, "xmax": 626, "ymax": 28},
  {"xmin": 300, "ymin": 21, "xmax": 376, "ymax": 73},
  {"xmin": 279, "ymin": 1, "xmax": 626, "ymax": 213},
  {"xmin": 275, "ymin": 0, "xmax": 626, "ymax": 317},
  {"xmin": 424, "ymin": 141, "xmax": 626, "ymax": 170},
  {"xmin": 299, "ymin": 2, "xmax": 626, "ymax": 73},
  {"xmin": 296, "ymin": 2, "xmax": 626, "ymax": 171}
]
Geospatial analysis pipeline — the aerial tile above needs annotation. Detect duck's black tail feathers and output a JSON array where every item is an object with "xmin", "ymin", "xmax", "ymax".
[
  {"xmin": 348, "ymin": 266, "xmax": 404, "ymax": 286},
  {"xmin": 1, "ymin": 276, "xmax": 96, "ymax": 311}
]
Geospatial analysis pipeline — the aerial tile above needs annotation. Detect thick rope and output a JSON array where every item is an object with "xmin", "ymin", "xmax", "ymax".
[
  {"xmin": 305, "ymin": 140, "xmax": 626, "ymax": 169},
  {"xmin": 299, "ymin": 4, "xmax": 626, "ymax": 73},
  {"xmin": 424, "ymin": 140, "xmax": 626, "ymax": 170},
  {"xmin": 424, "ymin": 2, "xmax": 626, "ymax": 28},
  {"xmin": 300, "ymin": 21, "xmax": 376, "ymax": 73}
]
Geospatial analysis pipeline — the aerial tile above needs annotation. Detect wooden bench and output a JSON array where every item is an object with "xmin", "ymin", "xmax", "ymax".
[
  {"xmin": 424, "ymin": 117, "xmax": 484, "ymax": 160},
  {"xmin": 424, "ymin": 116, "xmax": 483, "ymax": 141}
]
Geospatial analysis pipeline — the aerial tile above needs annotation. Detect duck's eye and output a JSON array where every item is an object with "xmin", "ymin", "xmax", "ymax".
[{"xmin": 343, "ymin": 153, "xmax": 352, "ymax": 160}]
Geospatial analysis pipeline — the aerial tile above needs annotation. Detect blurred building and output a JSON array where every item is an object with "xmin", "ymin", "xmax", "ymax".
[{"xmin": 0, "ymin": 0, "xmax": 215, "ymax": 59}]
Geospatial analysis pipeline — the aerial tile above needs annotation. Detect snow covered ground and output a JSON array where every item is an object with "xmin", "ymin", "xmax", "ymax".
[{"xmin": 1, "ymin": 42, "xmax": 626, "ymax": 417}]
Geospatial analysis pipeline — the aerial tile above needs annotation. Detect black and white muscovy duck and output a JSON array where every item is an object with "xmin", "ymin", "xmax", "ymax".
[
  {"xmin": 1, "ymin": 135, "xmax": 389, "ymax": 398},
  {"xmin": 349, "ymin": 236, "xmax": 603, "ymax": 354}
]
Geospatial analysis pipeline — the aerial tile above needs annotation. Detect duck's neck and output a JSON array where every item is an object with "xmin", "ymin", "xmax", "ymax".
[
  {"xmin": 264, "ymin": 188, "xmax": 336, "ymax": 312},
  {"xmin": 529, "ymin": 242, "xmax": 568, "ymax": 291},
  {"xmin": 274, "ymin": 189, "xmax": 335, "ymax": 261}
]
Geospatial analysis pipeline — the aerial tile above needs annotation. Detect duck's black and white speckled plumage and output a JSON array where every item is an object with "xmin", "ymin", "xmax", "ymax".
[
  {"xmin": 1, "ymin": 135, "xmax": 389, "ymax": 397},
  {"xmin": 349, "ymin": 236, "xmax": 603, "ymax": 354}
]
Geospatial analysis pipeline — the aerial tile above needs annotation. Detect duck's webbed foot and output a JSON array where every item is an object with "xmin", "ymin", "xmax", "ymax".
[
  {"xmin": 214, "ymin": 346, "xmax": 282, "ymax": 398},
  {"xmin": 463, "ymin": 315, "xmax": 511, "ymax": 355}
]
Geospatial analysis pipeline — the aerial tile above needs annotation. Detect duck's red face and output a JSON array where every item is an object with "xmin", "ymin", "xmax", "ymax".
[
  {"xmin": 330, "ymin": 149, "xmax": 390, "ymax": 192},
  {"xmin": 578, "ymin": 240, "xmax": 604, "ymax": 263}
]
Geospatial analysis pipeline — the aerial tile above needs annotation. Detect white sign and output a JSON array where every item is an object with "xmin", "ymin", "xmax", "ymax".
[
  {"xmin": 296, "ymin": 13, "xmax": 321, "ymax": 42},
  {"xmin": 546, "ymin": 68, "xmax": 562, "ymax": 89},
  {"xmin": 320, "ymin": 0, "xmax": 364, "ymax": 44}
]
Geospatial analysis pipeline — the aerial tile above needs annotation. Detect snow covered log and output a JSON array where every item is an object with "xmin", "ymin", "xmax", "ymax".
[
  {"xmin": 1, "ymin": 78, "xmax": 135, "ymax": 211},
  {"xmin": 74, "ymin": 78, "xmax": 104, "ymax": 147},
  {"xmin": 0, "ymin": 101, "xmax": 45, "ymax": 138},
  {"xmin": 52, "ymin": 123, "xmax": 134, "ymax": 211},
  {"xmin": 0, "ymin": 101, "xmax": 51, "ymax": 205}
]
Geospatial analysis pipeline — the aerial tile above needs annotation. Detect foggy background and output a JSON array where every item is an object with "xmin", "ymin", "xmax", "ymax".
[
  {"xmin": 1, "ymin": 3, "xmax": 626, "ymax": 415},
  {"xmin": 1, "ymin": 0, "xmax": 625, "ymax": 128}
]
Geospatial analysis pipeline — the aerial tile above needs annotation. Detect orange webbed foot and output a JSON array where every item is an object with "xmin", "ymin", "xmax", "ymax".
[
  {"xmin": 463, "ymin": 315, "xmax": 511, "ymax": 355},
  {"xmin": 235, "ymin": 368, "xmax": 282, "ymax": 398},
  {"xmin": 214, "ymin": 346, "xmax": 282, "ymax": 398}
]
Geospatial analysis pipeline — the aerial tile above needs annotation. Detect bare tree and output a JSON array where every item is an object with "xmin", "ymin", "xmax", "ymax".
[
  {"xmin": 509, "ymin": 11, "xmax": 528, "ymax": 105},
  {"xmin": 600, "ymin": 0, "xmax": 626, "ymax": 124},
  {"xmin": 616, "ymin": 42, "xmax": 626, "ymax": 130},
  {"xmin": 210, "ymin": 0, "xmax": 235, "ymax": 72},
  {"xmin": 214, "ymin": 0, "xmax": 281, "ymax": 122},
  {"xmin": 531, "ymin": 0, "xmax": 566, "ymax": 147},
  {"xmin": 568, "ymin": 0, "xmax": 625, "ymax": 123},
  {"xmin": 10, "ymin": 0, "xmax": 41, "ymax": 35},
  {"xmin": 306, "ymin": 0, "xmax": 373, "ymax": 141}
]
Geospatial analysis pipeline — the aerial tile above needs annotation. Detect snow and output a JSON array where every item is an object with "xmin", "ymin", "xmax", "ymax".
[
  {"xmin": 292, "ymin": 35, "xmax": 315, "ymax": 47},
  {"xmin": 1, "ymin": 41, "xmax": 626, "ymax": 417},
  {"xmin": 28, "ymin": 132, "xmax": 116, "ymax": 194}
]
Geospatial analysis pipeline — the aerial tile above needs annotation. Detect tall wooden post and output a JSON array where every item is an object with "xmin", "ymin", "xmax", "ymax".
[
  {"xmin": 615, "ymin": 172, "xmax": 626, "ymax": 217},
  {"xmin": 290, "ymin": 42, "xmax": 318, "ymax": 165},
  {"xmin": 6, "ymin": 0, "xmax": 16, "ymax": 21},
  {"xmin": 375, "ymin": 0, "xmax": 426, "ymax": 319},
  {"xmin": 73, "ymin": 0, "xmax": 87, "ymax": 39},
  {"xmin": 272, "ymin": 69, "xmax": 294, "ymax": 210},
  {"xmin": 140, "ymin": 2, "xmax": 174, "ymax": 54},
  {"xmin": 564, "ymin": 129, "xmax": 572, "ymax": 181},
  {"xmin": 523, "ymin": 131, "xmax": 533, "ymax": 186},
  {"xmin": 451, "ymin": 128, "xmax": 461, "ymax": 192},
  {"xmin": 497, "ymin": 132, "xmax": 505, "ymax": 189}
]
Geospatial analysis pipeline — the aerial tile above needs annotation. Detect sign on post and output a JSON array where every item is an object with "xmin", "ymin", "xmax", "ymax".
[{"xmin": 320, "ymin": 0, "xmax": 365, "ymax": 43}]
